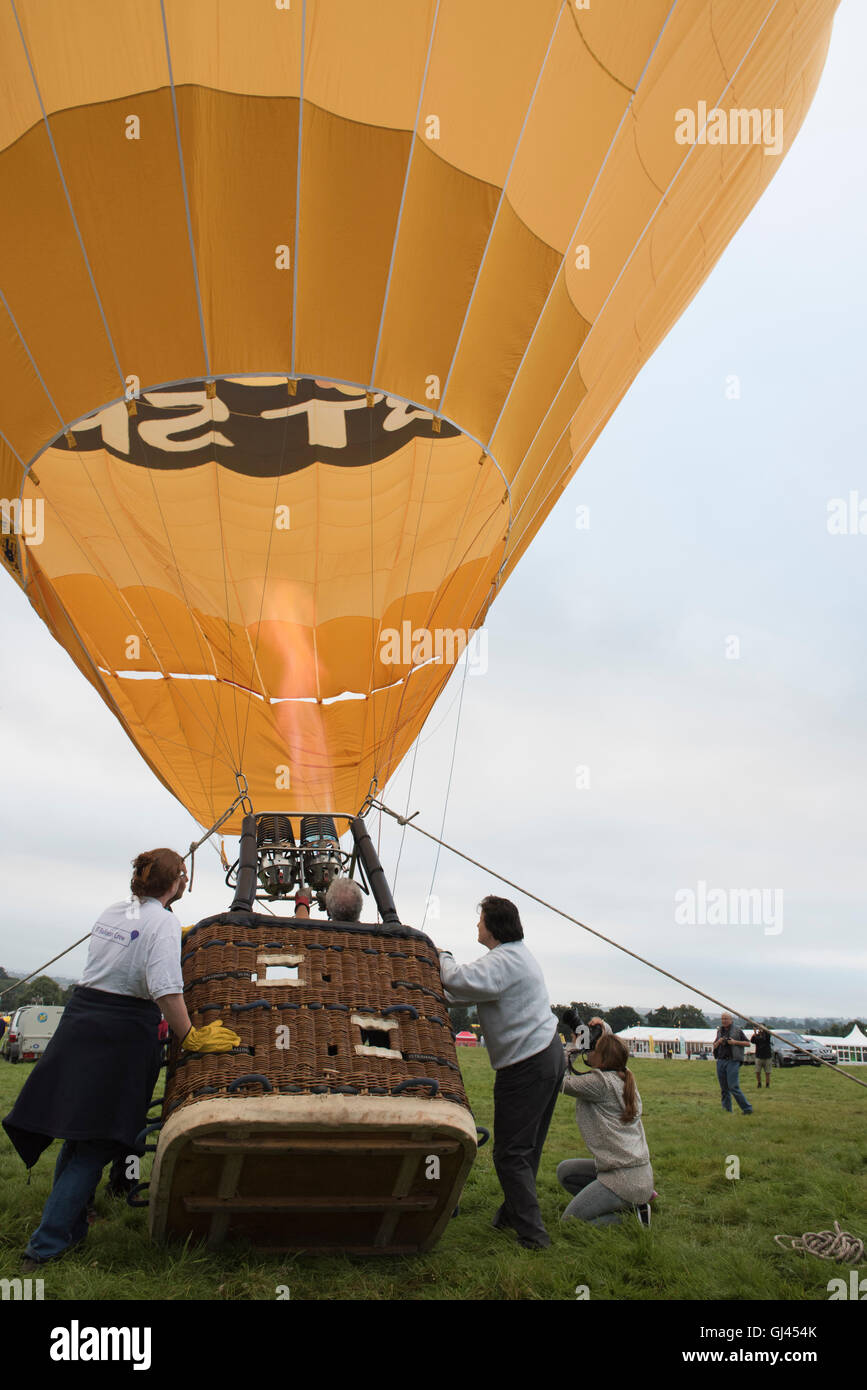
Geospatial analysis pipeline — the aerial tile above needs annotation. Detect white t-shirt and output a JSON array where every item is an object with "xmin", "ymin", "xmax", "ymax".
[{"xmin": 79, "ymin": 897, "xmax": 184, "ymax": 1002}]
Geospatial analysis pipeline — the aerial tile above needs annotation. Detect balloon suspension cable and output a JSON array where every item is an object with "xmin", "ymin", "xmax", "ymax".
[
  {"xmin": 184, "ymin": 775, "xmax": 254, "ymax": 890},
  {"xmin": 370, "ymin": 798, "xmax": 867, "ymax": 1093},
  {"xmin": 358, "ymin": 776, "xmax": 379, "ymax": 819}
]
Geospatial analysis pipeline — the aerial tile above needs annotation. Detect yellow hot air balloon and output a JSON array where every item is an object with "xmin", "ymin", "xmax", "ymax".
[{"xmin": 0, "ymin": 0, "xmax": 840, "ymax": 831}]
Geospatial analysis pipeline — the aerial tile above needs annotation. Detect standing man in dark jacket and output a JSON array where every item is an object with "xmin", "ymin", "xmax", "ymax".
[
  {"xmin": 712, "ymin": 1013, "xmax": 753, "ymax": 1114},
  {"xmin": 751, "ymin": 1026, "xmax": 773, "ymax": 1089},
  {"xmin": 438, "ymin": 896, "xmax": 564, "ymax": 1250}
]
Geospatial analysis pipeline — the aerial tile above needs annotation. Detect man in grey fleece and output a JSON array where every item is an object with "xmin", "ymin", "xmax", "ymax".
[{"xmin": 438, "ymin": 895, "xmax": 564, "ymax": 1250}]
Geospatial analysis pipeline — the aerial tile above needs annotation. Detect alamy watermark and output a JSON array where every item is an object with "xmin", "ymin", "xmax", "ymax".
[
  {"xmin": 1, "ymin": 1277, "xmax": 44, "ymax": 1300},
  {"xmin": 379, "ymin": 622, "xmax": 488, "ymax": 675},
  {"xmin": 827, "ymin": 1270, "xmax": 866, "ymax": 1300},
  {"xmin": 0, "ymin": 498, "xmax": 44, "ymax": 546},
  {"xmin": 675, "ymin": 103, "xmax": 783, "ymax": 157},
  {"xmin": 675, "ymin": 881, "xmax": 783, "ymax": 936},
  {"xmin": 827, "ymin": 492, "xmax": 867, "ymax": 535}
]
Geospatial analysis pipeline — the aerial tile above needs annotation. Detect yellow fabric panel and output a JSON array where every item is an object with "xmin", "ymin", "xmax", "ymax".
[
  {"xmin": 776, "ymin": 0, "xmax": 835, "ymax": 95},
  {"xmin": 630, "ymin": 1, "xmax": 756, "ymax": 192},
  {"xmin": 294, "ymin": 104, "xmax": 409, "ymax": 382},
  {"xmin": 188, "ymin": 610, "xmax": 264, "ymax": 696},
  {"xmin": 505, "ymin": 358, "xmax": 586, "ymax": 525},
  {"xmin": 500, "ymin": 427, "xmax": 583, "ymax": 583},
  {"xmin": 0, "ymin": 124, "xmax": 121, "ymax": 458},
  {"xmin": 48, "ymin": 574, "xmax": 135, "ymax": 672},
  {"xmin": 506, "ymin": 15, "xmax": 631, "ymax": 255},
  {"xmin": 575, "ymin": 0, "xmax": 680, "ymax": 92},
  {"xmin": 14, "ymin": 0, "xmax": 167, "ymax": 123},
  {"xmin": 505, "ymin": 429, "xmax": 574, "ymax": 569},
  {"xmin": 420, "ymin": 0, "xmax": 561, "ymax": 188},
  {"xmin": 488, "ymin": 277, "xmax": 589, "ymax": 486},
  {"xmin": 563, "ymin": 127, "xmax": 661, "ymax": 323},
  {"xmin": 303, "ymin": 0, "xmax": 435, "ymax": 132},
  {"xmin": 311, "ymin": 617, "xmax": 378, "ymax": 699},
  {"xmin": 33, "ymin": 444, "xmax": 222, "ymax": 594},
  {"xmin": 0, "ymin": 2, "xmax": 43, "ymax": 151},
  {"xmin": 441, "ymin": 202, "xmax": 562, "ymax": 446},
  {"xmin": 116, "ymin": 587, "xmax": 229, "ymax": 679},
  {"xmin": 0, "ymin": 437, "xmax": 23, "ymax": 503},
  {"xmin": 578, "ymin": 6, "xmax": 834, "ymax": 410},
  {"xmin": 696, "ymin": 0, "xmax": 794, "ymax": 79},
  {"xmin": 372, "ymin": 558, "xmax": 499, "ymax": 689},
  {"xmin": 429, "ymin": 551, "xmax": 501, "ymax": 636},
  {"xmin": 164, "ymin": 0, "xmax": 303, "ymax": 97},
  {"xmin": 373, "ymin": 140, "xmax": 499, "ymax": 410},
  {"xmin": 103, "ymin": 669, "xmax": 243, "ymax": 814},
  {"xmin": 48, "ymin": 93, "xmax": 207, "ymax": 390},
  {"xmin": 0, "ymin": 304, "xmax": 60, "ymax": 467},
  {"xmin": 176, "ymin": 89, "xmax": 298, "ymax": 376}
]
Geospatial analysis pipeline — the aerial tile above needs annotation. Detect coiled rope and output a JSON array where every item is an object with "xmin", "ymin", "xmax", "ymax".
[{"xmin": 774, "ymin": 1222, "xmax": 864, "ymax": 1263}]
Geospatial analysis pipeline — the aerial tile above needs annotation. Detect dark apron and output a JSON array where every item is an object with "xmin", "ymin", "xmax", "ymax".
[{"xmin": 2, "ymin": 986, "xmax": 161, "ymax": 1169}]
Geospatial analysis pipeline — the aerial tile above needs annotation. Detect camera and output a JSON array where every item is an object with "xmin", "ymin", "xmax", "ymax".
[{"xmin": 559, "ymin": 1007, "xmax": 605, "ymax": 1065}]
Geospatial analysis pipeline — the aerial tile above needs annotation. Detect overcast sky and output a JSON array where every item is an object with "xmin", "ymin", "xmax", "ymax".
[{"xmin": 1, "ymin": 5, "xmax": 864, "ymax": 1021}]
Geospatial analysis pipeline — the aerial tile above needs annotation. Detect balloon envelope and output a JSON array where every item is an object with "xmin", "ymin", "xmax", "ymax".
[{"xmin": 0, "ymin": 0, "xmax": 839, "ymax": 829}]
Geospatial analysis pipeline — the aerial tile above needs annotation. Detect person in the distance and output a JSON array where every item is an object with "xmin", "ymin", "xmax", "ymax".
[
  {"xmin": 438, "ymin": 896, "xmax": 564, "ymax": 1250},
  {"xmin": 3, "ymin": 847, "xmax": 240, "ymax": 1270},
  {"xmin": 712, "ymin": 1012, "xmax": 753, "ymax": 1114},
  {"xmin": 557, "ymin": 1020, "xmax": 655, "ymax": 1227},
  {"xmin": 750, "ymin": 1025, "xmax": 773, "ymax": 1090}
]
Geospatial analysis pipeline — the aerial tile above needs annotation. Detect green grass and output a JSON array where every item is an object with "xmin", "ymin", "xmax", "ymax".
[{"xmin": 0, "ymin": 1052, "xmax": 863, "ymax": 1301}]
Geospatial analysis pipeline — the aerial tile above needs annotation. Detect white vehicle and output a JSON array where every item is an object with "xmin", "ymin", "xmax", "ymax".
[{"xmin": 3, "ymin": 1004, "xmax": 64, "ymax": 1062}]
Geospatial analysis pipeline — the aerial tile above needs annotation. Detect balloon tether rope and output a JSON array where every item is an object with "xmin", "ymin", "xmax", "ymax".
[{"xmin": 369, "ymin": 797, "xmax": 867, "ymax": 1093}]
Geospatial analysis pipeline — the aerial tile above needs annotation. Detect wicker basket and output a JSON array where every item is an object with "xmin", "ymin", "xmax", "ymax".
[{"xmin": 149, "ymin": 911, "xmax": 477, "ymax": 1253}]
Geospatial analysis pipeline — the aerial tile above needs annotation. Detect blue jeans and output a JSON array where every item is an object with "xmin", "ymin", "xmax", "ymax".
[
  {"xmin": 716, "ymin": 1060, "xmax": 753, "ymax": 1113},
  {"xmin": 25, "ymin": 1139, "xmax": 120, "ymax": 1262},
  {"xmin": 557, "ymin": 1158, "xmax": 632, "ymax": 1227}
]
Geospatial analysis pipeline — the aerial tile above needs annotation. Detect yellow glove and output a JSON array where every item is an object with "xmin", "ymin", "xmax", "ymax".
[
  {"xmin": 181, "ymin": 924, "xmax": 195, "ymax": 938},
  {"xmin": 182, "ymin": 1019, "xmax": 242, "ymax": 1053}
]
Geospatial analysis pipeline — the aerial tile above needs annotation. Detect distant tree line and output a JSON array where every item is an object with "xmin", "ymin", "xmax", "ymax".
[
  {"xmin": 550, "ymin": 1002, "xmax": 710, "ymax": 1031},
  {"xmin": 0, "ymin": 966, "xmax": 77, "ymax": 1012}
]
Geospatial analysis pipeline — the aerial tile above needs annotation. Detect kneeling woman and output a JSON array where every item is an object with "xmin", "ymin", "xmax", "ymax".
[
  {"xmin": 558, "ymin": 1024, "xmax": 655, "ymax": 1227},
  {"xmin": 2, "ymin": 848, "xmax": 239, "ymax": 1267}
]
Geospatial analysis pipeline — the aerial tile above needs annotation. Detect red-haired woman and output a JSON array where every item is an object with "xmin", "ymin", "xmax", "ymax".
[
  {"xmin": 558, "ymin": 1021, "xmax": 655, "ymax": 1228},
  {"xmin": 3, "ymin": 848, "xmax": 239, "ymax": 1269}
]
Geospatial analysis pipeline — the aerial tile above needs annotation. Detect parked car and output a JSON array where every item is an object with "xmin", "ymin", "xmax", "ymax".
[
  {"xmin": 1, "ymin": 1004, "xmax": 65, "ymax": 1062},
  {"xmin": 1, "ymin": 1007, "xmax": 23, "ymax": 1060},
  {"xmin": 771, "ymin": 1031, "xmax": 836, "ymax": 1067}
]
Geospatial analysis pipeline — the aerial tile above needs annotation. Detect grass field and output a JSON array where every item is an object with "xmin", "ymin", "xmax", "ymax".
[{"xmin": 0, "ymin": 1050, "xmax": 864, "ymax": 1302}]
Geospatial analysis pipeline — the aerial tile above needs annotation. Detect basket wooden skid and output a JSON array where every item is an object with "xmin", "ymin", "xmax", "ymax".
[{"xmin": 149, "ymin": 1093, "xmax": 478, "ymax": 1254}]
